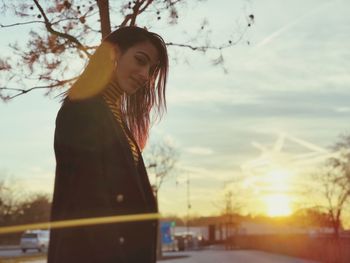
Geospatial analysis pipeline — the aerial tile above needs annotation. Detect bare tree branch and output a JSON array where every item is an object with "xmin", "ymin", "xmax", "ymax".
[
  {"xmin": 165, "ymin": 25, "xmax": 248, "ymax": 52},
  {"xmin": 145, "ymin": 141, "xmax": 178, "ymax": 196},
  {"xmin": 0, "ymin": 0, "xmax": 254, "ymax": 101},
  {"xmin": 121, "ymin": 0, "xmax": 153, "ymax": 26},
  {"xmin": 51, "ymin": 12, "xmax": 99, "ymax": 26},
  {"xmin": 0, "ymin": 76, "xmax": 78, "ymax": 101},
  {"xmin": 0, "ymin": 20, "xmax": 44, "ymax": 28},
  {"xmin": 308, "ymin": 141, "xmax": 350, "ymax": 240},
  {"xmin": 139, "ymin": 0, "xmax": 154, "ymax": 13},
  {"xmin": 32, "ymin": 0, "xmax": 91, "ymax": 58}
]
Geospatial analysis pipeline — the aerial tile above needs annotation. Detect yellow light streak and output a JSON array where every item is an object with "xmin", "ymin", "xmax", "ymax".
[{"xmin": 0, "ymin": 213, "xmax": 161, "ymax": 235}]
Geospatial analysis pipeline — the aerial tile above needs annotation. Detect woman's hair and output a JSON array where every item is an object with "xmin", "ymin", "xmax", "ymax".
[{"xmin": 68, "ymin": 26, "xmax": 169, "ymax": 150}]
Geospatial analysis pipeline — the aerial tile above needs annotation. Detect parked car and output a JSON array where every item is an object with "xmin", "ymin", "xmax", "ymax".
[
  {"xmin": 20, "ymin": 230, "xmax": 50, "ymax": 253},
  {"xmin": 173, "ymin": 232, "xmax": 202, "ymax": 251},
  {"xmin": 174, "ymin": 234, "xmax": 186, "ymax": 251}
]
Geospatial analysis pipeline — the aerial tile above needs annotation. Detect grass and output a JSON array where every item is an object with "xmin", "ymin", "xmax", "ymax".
[{"xmin": 0, "ymin": 255, "xmax": 45, "ymax": 263}]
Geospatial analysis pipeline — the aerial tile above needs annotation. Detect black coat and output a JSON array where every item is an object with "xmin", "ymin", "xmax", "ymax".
[{"xmin": 47, "ymin": 95, "xmax": 158, "ymax": 263}]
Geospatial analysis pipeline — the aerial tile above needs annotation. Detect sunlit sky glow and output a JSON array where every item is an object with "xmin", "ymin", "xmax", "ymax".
[{"xmin": 1, "ymin": 0, "xmax": 350, "ymax": 220}]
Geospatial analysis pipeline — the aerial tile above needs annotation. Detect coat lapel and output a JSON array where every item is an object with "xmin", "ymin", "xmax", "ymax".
[{"xmin": 95, "ymin": 96, "xmax": 148, "ymax": 205}]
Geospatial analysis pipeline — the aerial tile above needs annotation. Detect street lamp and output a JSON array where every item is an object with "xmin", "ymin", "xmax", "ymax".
[{"xmin": 186, "ymin": 172, "xmax": 191, "ymax": 235}]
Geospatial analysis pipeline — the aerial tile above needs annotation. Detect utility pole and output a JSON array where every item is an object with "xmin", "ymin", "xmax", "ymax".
[{"xmin": 186, "ymin": 172, "xmax": 191, "ymax": 234}]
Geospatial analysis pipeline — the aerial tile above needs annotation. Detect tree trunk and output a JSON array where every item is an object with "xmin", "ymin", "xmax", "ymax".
[
  {"xmin": 96, "ymin": 0, "xmax": 111, "ymax": 38},
  {"xmin": 331, "ymin": 218, "xmax": 341, "ymax": 263}
]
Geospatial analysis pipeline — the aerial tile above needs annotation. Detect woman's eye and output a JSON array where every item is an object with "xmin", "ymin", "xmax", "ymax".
[{"xmin": 135, "ymin": 56, "xmax": 147, "ymax": 65}]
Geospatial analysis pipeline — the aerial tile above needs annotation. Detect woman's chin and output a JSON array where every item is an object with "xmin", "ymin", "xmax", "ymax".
[{"xmin": 124, "ymin": 86, "xmax": 140, "ymax": 95}]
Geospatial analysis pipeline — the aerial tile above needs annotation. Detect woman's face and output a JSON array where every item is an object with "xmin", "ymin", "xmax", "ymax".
[{"xmin": 113, "ymin": 41, "xmax": 159, "ymax": 95}]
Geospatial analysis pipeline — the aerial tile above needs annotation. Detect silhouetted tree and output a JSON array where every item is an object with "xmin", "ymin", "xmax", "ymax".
[
  {"xmin": 317, "ymin": 135, "xmax": 350, "ymax": 239},
  {"xmin": 0, "ymin": 180, "xmax": 21, "ymax": 226},
  {"xmin": 145, "ymin": 140, "xmax": 178, "ymax": 198},
  {"xmin": 305, "ymin": 135, "xmax": 350, "ymax": 263},
  {"xmin": 144, "ymin": 140, "xmax": 178, "ymax": 259},
  {"xmin": 17, "ymin": 193, "xmax": 51, "ymax": 224},
  {"xmin": 0, "ymin": 0, "xmax": 254, "ymax": 100},
  {"xmin": 291, "ymin": 208, "xmax": 333, "ymax": 228}
]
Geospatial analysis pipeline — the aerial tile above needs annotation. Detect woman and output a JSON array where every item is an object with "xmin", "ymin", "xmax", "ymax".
[{"xmin": 47, "ymin": 26, "xmax": 169, "ymax": 263}]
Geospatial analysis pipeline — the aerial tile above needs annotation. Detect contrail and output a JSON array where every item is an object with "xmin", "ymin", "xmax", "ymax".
[{"xmin": 255, "ymin": 1, "xmax": 334, "ymax": 49}]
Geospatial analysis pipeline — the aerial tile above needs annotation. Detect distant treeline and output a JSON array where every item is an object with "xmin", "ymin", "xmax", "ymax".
[
  {"xmin": 163, "ymin": 208, "xmax": 336, "ymax": 229},
  {"xmin": 0, "ymin": 185, "xmax": 51, "ymax": 245}
]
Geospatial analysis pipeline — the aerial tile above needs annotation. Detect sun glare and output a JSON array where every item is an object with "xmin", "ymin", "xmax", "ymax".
[
  {"xmin": 265, "ymin": 194, "xmax": 292, "ymax": 217},
  {"xmin": 263, "ymin": 169, "xmax": 293, "ymax": 217}
]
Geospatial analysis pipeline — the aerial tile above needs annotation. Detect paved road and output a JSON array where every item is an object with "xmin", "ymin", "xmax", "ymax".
[
  {"xmin": 0, "ymin": 247, "xmax": 44, "ymax": 258},
  {"xmin": 159, "ymin": 250, "xmax": 320, "ymax": 263},
  {"xmin": 9, "ymin": 249, "xmax": 320, "ymax": 263}
]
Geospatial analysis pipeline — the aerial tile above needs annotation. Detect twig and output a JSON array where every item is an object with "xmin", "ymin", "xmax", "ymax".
[
  {"xmin": 0, "ymin": 77, "xmax": 77, "ymax": 101},
  {"xmin": 0, "ymin": 20, "xmax": 45, "ymax": 28},
  {"xmin": 32, "ymin": 0, "xmax": 91, "ymax": 58},
  {"xmin": 165, "ymin": 25, "xmax": 249, "ymax": 51},
  {"xmin": 121, "ymin": 0, "xmax": 153, "ymax": 26},
  {"xmin": 51, "ymin": 11, "xmax": 99, "ymax": 26},
  {"xmin": 166, "ymin": 41, "xmax": 234, "ymax": 51},
  {"xmin": 139, "ymin": 0, "xmax": 154, "ymax": 13}
]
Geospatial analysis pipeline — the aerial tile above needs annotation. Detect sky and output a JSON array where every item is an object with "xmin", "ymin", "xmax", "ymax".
[{"xmin": 1, "ymin": 0, "xmax": 350, "ymax": 220}]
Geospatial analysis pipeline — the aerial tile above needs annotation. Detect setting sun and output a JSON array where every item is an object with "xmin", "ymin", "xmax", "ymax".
[
  {"xmin": 263, "ymin": 170, "xmax": 293, "ymax": 217},
  {"xmin": 265, "ymin": 194, "xmax": 292, "ymax": 217}
]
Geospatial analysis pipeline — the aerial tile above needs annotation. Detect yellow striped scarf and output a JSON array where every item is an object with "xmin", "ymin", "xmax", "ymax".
[{"xmin": 102, "ymin": 83, "xmax": 139, "ymax": 165}]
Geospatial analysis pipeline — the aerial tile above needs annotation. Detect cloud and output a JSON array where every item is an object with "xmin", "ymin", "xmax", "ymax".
[
  {"xmin": 334, "ymin": 107, "xmax": 350, "ymax": 113},
  {"xmin": 184, "ymin": 146, "xmax": 214, "ymax": 155},
  {"xmin": 19, "ymin": 166, "xmax": 54, "ymax": 192},
  {"xmin": 167, "ymin": 83, "xmax": 260, "ymax": 105}
]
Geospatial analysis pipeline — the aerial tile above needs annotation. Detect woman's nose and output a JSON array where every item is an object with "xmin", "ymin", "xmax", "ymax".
[{"xmin": 138, "ymin": 67, "xmax": 150, "ymax": 82}]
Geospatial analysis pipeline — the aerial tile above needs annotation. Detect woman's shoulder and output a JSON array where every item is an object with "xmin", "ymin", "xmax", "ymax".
[
  {"xmin": 55, "ymin": 95, "xmax": 108, "ymax": 148},
  {"xmin": 55, "ymin": 95, "xmax": 109, "ymax": 132},
  {"xmin": 59, "ymin": 95, "xmax": 106, "ymax": 118},
  {"xmin": 62, "ymin": 94, "xmax": 104, "ymax": 110}
]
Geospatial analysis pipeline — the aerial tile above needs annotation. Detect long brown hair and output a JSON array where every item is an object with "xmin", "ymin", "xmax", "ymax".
[{"xmin": 69, "ymin": 26, "xmax": 169, "ymax": 150}]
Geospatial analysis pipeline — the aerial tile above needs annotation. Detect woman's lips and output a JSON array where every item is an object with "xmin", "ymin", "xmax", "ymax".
[{"xmin": 130, "ymin": 77, "xmax": 144, "ymax": 88}]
